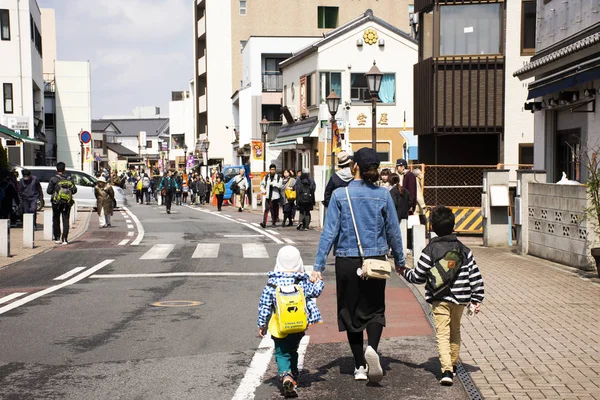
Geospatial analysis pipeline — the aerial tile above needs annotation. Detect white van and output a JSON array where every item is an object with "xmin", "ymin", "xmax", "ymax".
[{"xmin": 16, "ymin": 166, "xmax": 127, "ymax": 209}]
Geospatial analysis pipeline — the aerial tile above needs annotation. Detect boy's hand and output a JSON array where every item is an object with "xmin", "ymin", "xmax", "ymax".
[
  {"xmin": 472, "ymin": 302, "xmax": 481, "ymax": 314},
  {"xmin": 258, "ymin": 327, "xmax": 267, "ymax": 338},
  {"xmin": 310, "ymin": 271, "xmax": 322, "ymax": 282}
]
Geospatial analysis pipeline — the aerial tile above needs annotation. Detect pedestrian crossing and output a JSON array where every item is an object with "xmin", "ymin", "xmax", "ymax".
[{"xmin": 137, "ymin": 243, "xmax": 311, "ymax": 261}]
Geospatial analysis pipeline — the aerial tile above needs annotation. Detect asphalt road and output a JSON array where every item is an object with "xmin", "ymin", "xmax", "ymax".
[{"xmin": 0, "ymin": 198, "xmax": 469, "ymax": 400}]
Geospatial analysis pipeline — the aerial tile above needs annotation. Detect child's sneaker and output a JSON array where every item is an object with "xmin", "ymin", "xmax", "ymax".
[
  {"xmin": 365, "ymin": 346, "xmax": 383, "ymax": 383},
  {"xmin": 440, "ymin": 370, "xmax": 454, "ymax": 386},
  {"xmin": 354, "ymin": 366, "xmax": 368, "ymax": 381},
  {"xmin": 281, "ymin": 373, "xmax": 298, "ymax": 398}
]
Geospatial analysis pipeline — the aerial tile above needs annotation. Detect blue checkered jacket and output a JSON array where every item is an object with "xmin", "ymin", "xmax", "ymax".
[{"xmin": 257, "ymin": 271, "xmax": 324, "ymax": 328}]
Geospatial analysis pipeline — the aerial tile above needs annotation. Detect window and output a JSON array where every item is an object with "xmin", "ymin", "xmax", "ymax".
[
  {"xmin": 318, "ymin": 6, "xmax": 339, "ymax": 29},
  {"xmin": 439, "ymin": 4, "xmax": 502, "ymax": 56},
  {"xmin": 421, "ymin": 11, "xmax": 433, "ymax": 59},
  {"xmin": 0, "ymin": 9, "xmax": 9, "ymax": 41},
  {"xmin": 351, "ymin": 73, "xmax": 395, "ymax": 103},
  {"xmin": 264, "ymin": 58, "xmax": 284, "ymax": 75},
  {"xmin": 93, "ymin": 140, "xmax": 103, "ymax": 148},
  {"xmin": 306, "ymin": 74, "xmax": 314, "ymax": 107},
  {"xmin": 172, "ymin": 134, "xmax": 185, "ymax": 149},
  {"xmin": 3, "ymin": 83, "xmax": 13, "ymax": 114},
  {"xmin": 320, "ymin": 72, "xmax": 342, "ymax": 103},
  {"xmin": 45, "ymin": 113, "xmax": 55, "ymax": 129},
  {"xmin": 377, "ymin": 152, "xmax": 390, "ymax": 162},
  {"xmin": 146, "ymin": 140, "xmax": 152, "ymax": 149},
  {"xmin": 519, "ymin": 143, "xmax": 534, "ymax": 165},
  {"xmin": 240, "ymin": 40, "xmax": 247, "ymax": 54},
  {"xmin": 521, "ymin": 1, "xmax": 536, "ymax": 55},
  {"xmin": 239, "ymin": 0, "xmax": 246, "ymax": 15},
  {"xmin": 30, "ymin": 14, "xmax": 34, "ymax": 41},
  {"xmin": 34, "ymin": 25, "xmax": 42, "ymax": 56}
]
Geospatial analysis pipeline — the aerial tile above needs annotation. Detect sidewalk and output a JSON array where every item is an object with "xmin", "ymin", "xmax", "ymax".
[
  {"xmin": 411, "ymin": 246, "xmax": 600, "ymax": 400},
  {"xmin": 0, "ymin": 210, "xmax": 92, "ymax": 270}
]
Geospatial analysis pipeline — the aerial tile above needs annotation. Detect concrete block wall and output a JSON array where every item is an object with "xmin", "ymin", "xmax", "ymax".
[{"xmin": 528, "ymin": 183, "xmax": 594, "ymax": 270}]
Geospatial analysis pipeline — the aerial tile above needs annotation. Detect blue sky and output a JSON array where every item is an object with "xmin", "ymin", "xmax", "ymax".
[{"xmin": 38, "ymin": 0, "xmax": 193, "ymax": 118}]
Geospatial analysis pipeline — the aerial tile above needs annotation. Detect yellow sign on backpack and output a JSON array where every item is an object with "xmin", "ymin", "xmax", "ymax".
[{"xmin": 268, "ymin": 285, "xmax": 308, "ymax": 339}]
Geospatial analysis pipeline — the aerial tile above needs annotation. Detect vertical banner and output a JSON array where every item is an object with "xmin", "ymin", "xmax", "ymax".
[
  {"xmin": 85, "ymin": 145, "xmax": 92, "ymax": 163},
  {"xmin": 186, "ymin": 155, "xmax": 195, "ymax": 169},
  {"xmin": 300, "ymin": 75, "xmax": 307, "ymax": 116},
  {"xmin": 332, "ymin": 121, "xmax": 341, "ymax": 154},
  {"xmin": 252, "ymin": 141, "xmax": 264, "ymax": 160}
]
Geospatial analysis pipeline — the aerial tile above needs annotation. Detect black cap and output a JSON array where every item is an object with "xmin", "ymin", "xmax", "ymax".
[
  {"xmin": 22, "ymin": 169, "xmax": 31, "ymax": 176},
  {"xmin": 396, "ymin": 158, "xmax": 408, "ymax": 167},
  {"xmin": 354, "ymin": 148, "xmax": 380, "ymax": 173},
  {"xmin": 269, "ymin": 163, "xmax": 277, "ymax": 169}
]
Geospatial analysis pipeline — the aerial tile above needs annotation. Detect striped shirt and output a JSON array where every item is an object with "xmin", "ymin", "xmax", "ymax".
[{"xmin": 404, "ymin": 238, "xmax": 485, "ymax": 305}]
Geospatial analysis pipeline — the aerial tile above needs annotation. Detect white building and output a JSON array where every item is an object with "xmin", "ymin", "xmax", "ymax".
[
  {"xmin": 168, "ymin": 82, "xmax": 195, "ymax": 170},
  {"xmin": 232, "ymin": 36, "xmax": 320, "ymax": 170},
  {"xmin": 103, "ymin": 106, "xmax": 165, "ymax": 120},
  {"xmin": 0, "ymin": 0, "xmax": 45, "ymax": 165}
]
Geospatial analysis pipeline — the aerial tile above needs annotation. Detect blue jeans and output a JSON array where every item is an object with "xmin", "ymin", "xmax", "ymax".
[{"xmin": 273, "ymin": 332, "xmax": 304, "ymax": 377}]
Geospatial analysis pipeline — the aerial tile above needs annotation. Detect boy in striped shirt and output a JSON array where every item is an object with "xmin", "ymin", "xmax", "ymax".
[{"xmin": 398, "ymin": 206, "xmax": 485, "ymax": 386}]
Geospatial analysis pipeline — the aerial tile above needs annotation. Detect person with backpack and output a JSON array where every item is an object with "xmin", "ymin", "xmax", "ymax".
[
  {"xmin": 398, "ymin": 206, "xmax": 485, "ymax": 386},
  {"xmin": 295, "ymin": 170, "xmax": 315, "ymax": 231},
  {"xmin": 158, "ymin": 171, "xmax": 178, "ymax": 214},
  {"xmin": 94, "ymin": 176, "xmax": 115, "ymax": 228},
  {"xmin": 281, "ymin": 170, "xmax": 296, "ymax": 227},
  {"xmin": 47, "ymin": 162, "xmax": 77, "ymax": 245},
  {"xmin": 142, "ymin": 173, "xmax": 151, "ymax": 205},
  {"xmin": 174, "ymin": 172, "xmax": 183, "ymax": 206},
  {"xmin": 257, "ymin": 246, "xmax": 324, "ymax": 398},
  {"xmin": 323, "ymin": 151, "xmax": 354, "ymax": 208},
  {"xmin": 18, "ymin": 169, "xmax": 43, "ymax": 229},
  {"xmin": 231, "ymin": 169, "xmax": 248, "ymax": 212},
  {"xmin": 260, "ymin": 164, "xmax": 282, "ymax": 228},
  {"xmin": 182, "ymin": 182, "xmax": 189, "ymax": 205},
  {"xmin": 0, "ymin": 171, "xmax": 19, "ymax": 222}
]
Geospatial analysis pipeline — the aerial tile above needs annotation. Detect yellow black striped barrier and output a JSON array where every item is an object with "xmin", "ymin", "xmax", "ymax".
[{"xmin": 451, "ymin": 207, "xmax": 483, "ymax": 234}]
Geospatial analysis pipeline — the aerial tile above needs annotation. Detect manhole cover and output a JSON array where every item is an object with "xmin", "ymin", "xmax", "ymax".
[{"xmin": 150, "ymin": 300, "xmax": 203, "ymax": 307}]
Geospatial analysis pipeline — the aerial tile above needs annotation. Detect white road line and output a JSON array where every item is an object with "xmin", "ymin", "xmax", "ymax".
[
  {"xmin": 192, "ymin": 243, "xmax": 220, "ymax": 258},
  {"xmin": 232, "ymin": 334, "xmax": 275, "ymax": 400},
  {"xmin": 140, "ymin": 244, "xmax": 175, "ymax": 260},
  {"xmin": 223, "ymin": 234, "xmax": 263, "ymax": 238},
  {"xmin": 118, "ymin": 239, "xmax": 129, "ymax": 246},
  {"xmin": 243, "ymin": 223, "xmax": 284, "ymax": 244},
  {"xmin": 53, "ymin": 267, "xmax": 86, "ymax": 281},
  {"xmin": 283, "ymin": 238, "xmax": 295, "ymax": 244},
  {"xmin": 0, "ymin": 260, "xmax": 114, "ymax": 316},
  {"xmin": 91, "ymin": 272, "xmax": 268, "ymax": 278},
  {"xmin": 127, "ymin": 224, "xmax": 134, "ymax": 229},
  {"xmin": 127, "ymin": 232, "xmax": 134, "ymax": 237},
  {"xmin": 265, "ymin": 229, "xmax": 280, "ymax": 236},
  {"xmin": 251, "ymin": 223, "xmax": 261, "ymax": 227},
  {"xmin": 0, "ymin": 292, "xmax": 27, "ymax": 305},
  {"xmin": 123, "ymin": 206, "xmax": 145, "ymax": 246},
  {"xmin": 243, "ymin": 243, "xmax": 269, "ymax": 259},
  {"xmin": 237, "ymin": 218, "xmax": 247, "ymax": 222},
  {"xmin": 297, "ymin": 335, "xmax": 311, "ymax": 371}
]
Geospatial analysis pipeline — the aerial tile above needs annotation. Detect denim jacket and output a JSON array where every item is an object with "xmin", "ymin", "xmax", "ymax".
[{"xmin": 314, "ymin": 180, "xmax": 406, "ymax": 272}]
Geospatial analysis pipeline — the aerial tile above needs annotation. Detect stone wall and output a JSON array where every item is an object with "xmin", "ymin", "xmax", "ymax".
[{"xmin": 528, "ymin": 183, "xmax": 594, "ymax": 270}]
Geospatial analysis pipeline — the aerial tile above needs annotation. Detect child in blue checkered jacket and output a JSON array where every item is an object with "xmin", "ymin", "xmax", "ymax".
[{"xmin": 257, "ymin": 245, "xmax": 324, "ymax": 398}]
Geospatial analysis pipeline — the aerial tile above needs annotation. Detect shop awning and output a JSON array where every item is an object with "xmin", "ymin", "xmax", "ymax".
[
  {"xmin": 274, "ymin": 116, "xmax": 319, "ymax": 141},
  {"xmin": 0, "ymin": 124, "xmax": 45, "ymax": 145},
  {"xmin": 527, "ymin": 56, "xmax": 600, "ymax": 99},
  {"xmin": 106, "ymin": 142, "xmax": 137, "ymax": 157},
  {"xmin": 269, "ymin": 139, "xmax": 304, "ymax": 149}
]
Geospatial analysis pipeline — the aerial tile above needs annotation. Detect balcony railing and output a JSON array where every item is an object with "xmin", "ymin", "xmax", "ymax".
[{"xmin": 262, "ymin": 74, "xmax": 283, "ymax": 92}]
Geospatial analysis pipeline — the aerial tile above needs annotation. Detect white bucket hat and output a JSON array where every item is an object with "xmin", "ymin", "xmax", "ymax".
[{"xmin": 274, "ymin": 245, "xmax": 304, "ymax": 273}]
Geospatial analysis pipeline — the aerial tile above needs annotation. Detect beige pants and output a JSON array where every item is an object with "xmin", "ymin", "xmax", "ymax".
[
  {"xmin": 432, "ymin": 301, "xmax": 465, "ymax": 373},
  {"xmin": 235, "ymin": 189, "xmax": 246, "ymax": 210}
]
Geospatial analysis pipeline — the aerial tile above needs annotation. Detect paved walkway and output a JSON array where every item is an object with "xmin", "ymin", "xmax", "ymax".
[
  {"xmin": 0, "ymin": 210, "xmax": 91, "ymax": 270},
  {"xmin": 412, "ymin": 245, "xmax": 600, "ymax": 400}
]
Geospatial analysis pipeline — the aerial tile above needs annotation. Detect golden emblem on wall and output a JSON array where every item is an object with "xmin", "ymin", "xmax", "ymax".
[
  {"xmin": 379, "ymin": 113, "xmax": 389, "ymax": 125},
  {"xmin": 363, "ymin": 28, "xmax": 378, "ymax": 45},
  {"xmin": 357, "ymin": 113, "xmax": 367, "ymax": 126}
]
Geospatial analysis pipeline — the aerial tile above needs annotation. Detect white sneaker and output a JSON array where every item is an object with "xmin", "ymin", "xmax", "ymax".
[
  {"xmin": 354, "ymin": 366, "xmax": 368, "ymax": 381},
  {"xmin": 54, "ymin": 240, "xmax": 62, "ymax": 244},
  {"xmin": 365, "ymin": 346, "xmax": 383, "ymax": 383},
  {"xmin": 62, "ymin": 241, "xmax": 68, "ymax": 245}
]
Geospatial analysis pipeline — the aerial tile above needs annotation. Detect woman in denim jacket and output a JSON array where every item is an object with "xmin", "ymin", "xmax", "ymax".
[{"xmin": 312, "ymin": 147, "xmax": 406, "ymax": 384}]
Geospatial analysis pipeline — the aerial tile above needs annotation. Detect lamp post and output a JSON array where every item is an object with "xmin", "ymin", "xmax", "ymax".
[
  {"xmin": 183, "ymin": 144, "xmax": 188, "ymax": 174},
  {"xmin": 200, "ymin": 139, "xmax": 210, "ymax": 179},
  {"xmin": 326, "ymin": 90, "xmax": 341, "ymax": 175},
  {"xmin": 365, "ymin": 61, "xmax": 383, "ymax": 151},
  {"xmin": 260, "ymin": 116, "xmax": 270, "ymax": 173}
]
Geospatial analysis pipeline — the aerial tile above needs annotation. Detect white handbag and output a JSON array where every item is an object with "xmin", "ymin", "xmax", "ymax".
[{"xmin": 346, "ymin": 187, "xmax": 392, "ymax": 280}]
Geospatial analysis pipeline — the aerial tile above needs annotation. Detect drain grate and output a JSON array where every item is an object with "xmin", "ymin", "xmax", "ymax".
[{"xmin": 405, "ymin": 282, "xmax": 483, "ymax": 400}]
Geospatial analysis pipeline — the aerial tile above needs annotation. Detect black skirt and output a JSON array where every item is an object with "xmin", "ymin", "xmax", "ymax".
[{"xmin": 335, "ymin": 256, "xmax": 386, "ymax": 333}]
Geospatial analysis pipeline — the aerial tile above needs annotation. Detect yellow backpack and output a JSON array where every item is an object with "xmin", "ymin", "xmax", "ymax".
[
  {"xmin": 268, "ymin": 283, "xmax": 308, "ymax": 338},
  {"xmin": 137, "ymin": 180, "xmax": 143, "ymax": 190}
]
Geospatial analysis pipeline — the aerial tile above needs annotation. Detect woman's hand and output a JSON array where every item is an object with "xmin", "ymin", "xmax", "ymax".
[
  {"xmin": 395, "ymin": 265, "xmax": 406, "ymax": 277},
  {"xmin": 310, "ymin": 270, "xmax": 322, "ymax": 283}
]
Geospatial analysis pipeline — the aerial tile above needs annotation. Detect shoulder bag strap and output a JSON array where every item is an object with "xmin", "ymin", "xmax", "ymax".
[{"xmin": 345, "ymin": 187, "xmax": 365, "ymax": 261}]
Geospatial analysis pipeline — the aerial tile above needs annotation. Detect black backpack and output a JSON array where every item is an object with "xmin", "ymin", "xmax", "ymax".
[
  {"xmin": 425, "ymin": 246, "xmax": 465, "ymax": 300},
  {"xmin": 230, "ymin": 177, "xmax": 240, "ymax": 195},
  {"xmin": 297, "ymin": 180, "xmax": 313, "ymax": 205}
]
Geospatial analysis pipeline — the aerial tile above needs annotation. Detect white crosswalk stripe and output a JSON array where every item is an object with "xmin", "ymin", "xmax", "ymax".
[
  {"xmin": 140, "ymin": 244, "xmax": 175, "ymax": 260},
  {"xmin": 192, "ymin": 243, "xmax": 220, "ymax": 258},
  {"xmin": 242, "ymin": 243, "xmax": 269, "ymax": 258}
]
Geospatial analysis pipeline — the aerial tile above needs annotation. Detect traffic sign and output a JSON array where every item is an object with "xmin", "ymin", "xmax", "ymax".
[{"xmin": 80, "ymin": 131, "xmax": 92, "ymax": 144}]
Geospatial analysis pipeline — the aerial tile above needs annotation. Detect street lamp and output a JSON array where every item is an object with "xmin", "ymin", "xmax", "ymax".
[
  {"xmin": 365, "ymin": 61, "xmax": 383, "ymax": 150},
  {"xmin": 200, "ymin": 139, "xmax": 210, "ymax": 179},
  {"xmin": 260, "ymin": 116, "xmax": 270, "ymax": 173},
  {"xmin": 326, "ymin": 90, "xmax": 341, "ymax": 175},
  {"xmin": 183, "ymin": 144, "xmax": 188, "ymax": 174}
]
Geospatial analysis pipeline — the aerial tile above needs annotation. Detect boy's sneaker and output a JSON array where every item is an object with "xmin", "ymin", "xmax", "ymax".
[
  {"xmin": 453, "ymin": 365, "xmax": 457, "ymax": 376},
  {"xmin": 354, "ymin": 366, "xmax": 368, "ymax": 381},
  {"xmin": 440, "ymin": 370, "xmax": 454, "ymax": 386},
  {"xmin": 365, "ymin": 345, "xmax": 383, "ymax": 383},
  {"xmin": 281, "ymin": 374, "xmax": 298, "ymax": 398}
]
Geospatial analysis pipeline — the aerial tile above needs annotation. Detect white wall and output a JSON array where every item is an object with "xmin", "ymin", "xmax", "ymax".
[
  {"xmin": 205, "ymin": 0, "xmax": 233, "ymax": 165},
  {"xmin": 55, "ymin": 61, "xmax": 92, "ymax": 175},
  {"xmin": 169, "ymin": 90, "xmax": 194, "ymax": 162},
  {"xmin": 40, "ymin": 8, "xmax": 56, "ymax": 77}
]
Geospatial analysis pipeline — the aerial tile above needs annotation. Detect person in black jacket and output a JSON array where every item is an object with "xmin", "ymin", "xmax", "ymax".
[
  {"xmin": 18, "ymin": 169, "xmax": 43, "ymax": 229},
  {"xmin": 396, "ymin": 159, "xmax": 417, "ymax": 214},
  {"xmin": 47, "ymin": 162, "xmax": 77, "ymax": 244},
  {"xmin": 389, "ymin": 173, "xmax": 410, "ymax": 222},
  {"xmin": 323, "ymin": 151, "xmax": 354, "ymax": 208},
  {"xmin": 296, "ymin": 171, "xmax": 316, "ymax": 231}
]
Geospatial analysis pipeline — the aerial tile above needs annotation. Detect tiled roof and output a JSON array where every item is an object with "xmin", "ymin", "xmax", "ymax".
[
  {"xmin": 514, "ymin": 32, "xmax": 600, "ymax": 77},
  {"xmin": 106, "ymin": 143, "xmax": 138, "ymax": 157},
  {"xmin": 93, "ymin": 118, "xmax": 169, "ymax": 137}
]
